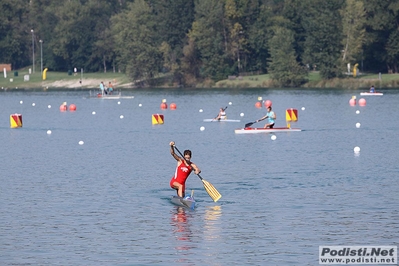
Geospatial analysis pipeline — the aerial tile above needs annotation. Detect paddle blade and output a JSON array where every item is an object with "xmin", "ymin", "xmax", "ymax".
[
  {"xmin": 245, "ymin": 121, "xmax": 255, "ymax": 128},
  {"xmin": 201, "ymin": 179, "xmax": 222, "ymax": 202}
]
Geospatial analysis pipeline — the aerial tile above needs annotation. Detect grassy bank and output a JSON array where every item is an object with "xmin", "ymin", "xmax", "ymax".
[
  {"xmin": 215, "ymin": 72, "xmax": 399, "ymax": 89},
  {"xmin": 2, "ymin": 68, "xmax": 399, "ymax": 90},
  {"xmin": 0, "ymin": 68, "xmax": 131, "ymax": 90}
]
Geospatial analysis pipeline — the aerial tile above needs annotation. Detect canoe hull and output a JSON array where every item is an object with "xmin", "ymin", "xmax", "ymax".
[
  {"xmin": 89, "ymin": 90, "xmax": 134, "ymax": 99},
  {"xmin": 235, "ymin": 127, "xmax": 302, "ymax": 134},
  {"xmin": 360, "ymin": 92, "xmax": 383, "ymax": 96},
  {"xmin": 203, "ymin": 119, "xmax": 240, "ymax": 122},
  {"xmin": 171, "ymin": 196, "xmax": 196, "ymax": 210}
]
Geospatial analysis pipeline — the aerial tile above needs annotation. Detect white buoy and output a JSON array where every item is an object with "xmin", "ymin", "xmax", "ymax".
[
  {"xmin": 47, "ymin": 130, "xmax": 52, "ymax": 135},
  {"xmin": 32, "ymin": 103, "xmax": 35, "ymax": 106},
  {"xmin": 229, "ymin": 102, "xmax": 232, "ymax": 105},
  {"xmin": 120, "ymin": 115, "xmax": 124, "ymax": 119},
  {"xmin": 356, "ymin": 110, "xmax": 360, "ymax": 114},
  {"xmin": 92, "ymin": 111, "xmax": 96, "ymax": 115},
  {"xmin": 354, "ymin": 146, "xmax": 360, "ymax": 153},
  {"xmin": 356, "ymin": 123, "xmax": 361, "ymax": 128},
  {"xmin": 48, "ymin": 105, "xmax": 51, "ymax": 109},
  {"xmin": 199, "ymin": 109, "xmax": 203, "ymax": 113},
  {"xmin": 139, "ymin": 104, "xmax": 142, "ymax": 107},
  {"xmin": 240, "ymin": 113, "xmax": 244, "ymax": 117},
  {"xmin": 117, "ymin": 101, "xmax": 121, "ymax": 105},
  {"xmin": 79, "ymin": 141, "xmax": 84, "ymax": 145},
  {"xmin": 200, "ymin": 126, "xmax": 205, "ymax": 131},
  {"xmin": 20, "ymin": 100, "xmax": 23, "ymax": 104},
  {"xmin": 301, "ymin": 107, "xmax": 305, "ymax": 110},
  {"xmin": 271, "ymin": 135, "xmax": 277, "ymax": 140}
]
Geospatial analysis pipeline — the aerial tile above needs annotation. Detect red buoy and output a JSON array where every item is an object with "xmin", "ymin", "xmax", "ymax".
[
  {"xmin": 255, "ymin": 102, "xmax": 262, "ymax": 108},
  {"xmin": 358, "ymin": 98, "xmax": 366, "ymax": 106},
  {"xmin": 170, "ymin": 103, "xmax": 176, "ymax": 110},
  {"xmin": 69, "ymin": 104, "xmax": 76, "ymax": 111},
  {"xmin": 160, "ymin": 102, "xmax": 168, "ymax": 109}
]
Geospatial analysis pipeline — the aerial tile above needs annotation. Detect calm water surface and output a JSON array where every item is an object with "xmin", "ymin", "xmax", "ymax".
[{"xmin": 1, "ymin": 88, "xmax": 398, "ymax": 265}]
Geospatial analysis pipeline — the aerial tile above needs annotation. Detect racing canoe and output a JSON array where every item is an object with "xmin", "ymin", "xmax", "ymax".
[
  {"xmin": 89, "ymin": 90, "xmax": 135, "ymax": 99},
  {"xmin": 171, "ymin": 196, "xmax": 196, "ymax": 210},
  {"xmin": 203, "ymin": 119, "xmax": 240, "ymax": 122},
  {"xmin": 235, "ymin": 127, "xmax": 302, "ymax": 134},
  {"xmin": 360, "ymin": 92, "xmax": 383, "ymax": 96}
]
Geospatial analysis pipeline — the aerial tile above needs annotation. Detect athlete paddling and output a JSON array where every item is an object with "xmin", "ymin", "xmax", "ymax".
[{"xmin": 169, "ymin": 141, "xmax": 201, "ymax": 198}]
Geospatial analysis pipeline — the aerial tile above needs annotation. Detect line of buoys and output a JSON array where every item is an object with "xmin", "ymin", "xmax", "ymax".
[{"xmin": 60, "ymin": 102, "xmax": 77, "ymax": 112}]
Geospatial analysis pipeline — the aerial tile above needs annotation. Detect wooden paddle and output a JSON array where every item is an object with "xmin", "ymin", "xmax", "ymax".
[{"xmin": 174, "ymin": 146, "xmax": 222, "ymax": 202}]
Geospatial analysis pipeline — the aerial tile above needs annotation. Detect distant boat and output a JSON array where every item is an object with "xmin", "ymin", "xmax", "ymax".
[
  {"xmin": 360, "ymin": 92, "xmax": 383, "ymax": 96},
  {"xmin": 89, "ymin": 90, "xmax": 134, "ymax": 99},
  {"xmin": 203, "ymin": 118, "xmax": 240, "ymax": 122},
  {"xmin": 235, "ymin": 127, "xmax": 302, "ymax": 134}
]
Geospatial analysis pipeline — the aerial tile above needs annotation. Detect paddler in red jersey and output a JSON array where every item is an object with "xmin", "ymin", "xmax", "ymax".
[{"xmin": 169, "ymin": 141, "xmax": 201, "ymax": 198}]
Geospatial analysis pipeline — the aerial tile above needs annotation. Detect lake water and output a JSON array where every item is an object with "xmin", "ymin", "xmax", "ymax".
[{"xmin": 1, "ymin": 88, "xmax": 398, "ymax": 265}]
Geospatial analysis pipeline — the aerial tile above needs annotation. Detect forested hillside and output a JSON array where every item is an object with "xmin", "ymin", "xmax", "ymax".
[{"xmin": 1, "ymin": 0, "xmax": 398, "ymax": 87}]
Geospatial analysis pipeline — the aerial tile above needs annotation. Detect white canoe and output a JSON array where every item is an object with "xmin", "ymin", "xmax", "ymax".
[
  {"xmin": 203, "ymin": 119, "xmax": 241, "ymax": 122},
  {"xmin": 171, "ymin": 196, "xmax": 196, "ymax": 210},
  {"xmin": 360, "ymin": 92, "xmax": 383, "ymax": 96},
  {"xmin": 235, "ymin": 127, "xmax": 302, "ymax": 134},
  {"xmin": 89, "ymin": 90, "xmax": 134, "ymax": 99}
]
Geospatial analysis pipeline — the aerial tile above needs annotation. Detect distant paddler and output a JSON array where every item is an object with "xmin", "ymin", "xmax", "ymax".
[
  {"xmin": 213, "ymin": 106, "xmax": 228, "ymax": 121},
  {"xmin": 169, "ymin": 141, "xmax": 201, "ymax": 198}
]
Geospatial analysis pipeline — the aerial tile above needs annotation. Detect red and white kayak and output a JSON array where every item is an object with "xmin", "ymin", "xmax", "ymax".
[
  {"xmin": 360, "ymin": 92, "xmax": 383, "ymax": 96},
  {"xmin": 235, "ymin": 127, "xmax": 301, "ymax": 134}
]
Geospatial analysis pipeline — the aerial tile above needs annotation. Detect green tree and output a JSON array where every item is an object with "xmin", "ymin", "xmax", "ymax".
[
  {"xmin": 188, "ymin": 0, "xmax": 231, "ymax": 80},
  {"xmin": 247, "ymin": 4, "xmax": 274, "ymax": 73},
  {"xmin": 362, "ymin": 0, "xmax": 398, "ymax": 72},
  {"xmin": 0, "ymin": 0, "xmax": 29, "ymax": 69},
  {"xmin": 340, "ymin": 0, "xmax": 366, "ymax": 71},
  {"xmin": 268, "ymin": 27, "xmax": 307, "ymax": 87},
  {"xmin": 151, "ymin": 0, "xmax": 195, "ymax": 84},
  {"xmin": 111, "ymin": 0, "xmax": 162, "ymax": 85},
  {"xmin": 302, "ymin": 0, "xmax": 344, "ymax": 79}
]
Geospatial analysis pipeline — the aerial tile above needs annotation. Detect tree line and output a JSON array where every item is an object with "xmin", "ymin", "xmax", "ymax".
[{"xmin": 1, "ymin": 0, "xmax": 398, "ymax": 87}]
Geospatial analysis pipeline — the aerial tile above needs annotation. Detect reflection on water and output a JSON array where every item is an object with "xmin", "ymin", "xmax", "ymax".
[
  {"xmin": 171, "ymin": 207, "xmax": 192, "ymax": 250},
  {"xmin": 204, "ymin": 206, "xmax": 222, "ymax": 242}
]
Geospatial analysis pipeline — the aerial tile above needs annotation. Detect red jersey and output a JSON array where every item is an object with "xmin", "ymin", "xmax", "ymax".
[{"xmin": 170, "ymin": 161, "xmax": 193, "ymax": 189}]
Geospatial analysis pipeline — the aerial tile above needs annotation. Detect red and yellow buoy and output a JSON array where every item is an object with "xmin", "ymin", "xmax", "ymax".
[
  {"xmin": 10, "ymin": 113, "xmax": 22, "ymax": 128},
  {"xmin": 285, "ymin": 108, "xmax": 298, "ymax": 128},
  {"xmin": 152, "ymin": 114, "xmax": 164, "ymax": 125}
]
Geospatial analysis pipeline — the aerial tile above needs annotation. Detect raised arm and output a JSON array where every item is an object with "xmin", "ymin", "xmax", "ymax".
[{"xmin": 170, "ymin": 141, "xmax": 181, "ymax": 162}]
